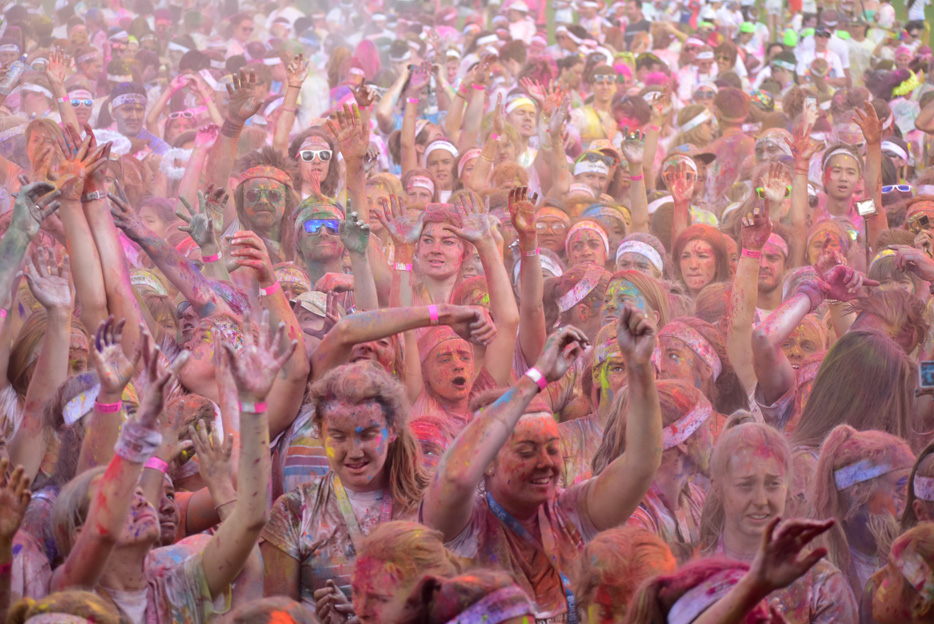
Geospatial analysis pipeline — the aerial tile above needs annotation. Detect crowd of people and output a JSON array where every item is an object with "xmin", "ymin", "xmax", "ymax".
[{"xmin": 2, "ymin": 0, "xmax": 934, "ymax": 622}]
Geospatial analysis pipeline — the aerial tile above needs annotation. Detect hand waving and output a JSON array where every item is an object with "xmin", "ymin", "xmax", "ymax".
[
  {"xmin": 326, "ymin": 103, "xmax": 369, "ymax": 162},
  {"xmin": 285, "ymin": 53, "xmax": 309, "ymax": 89},
  {"xmin": 177, "ymin": 189, "xmax": 222, "ymax": 250},
  {"xmin": 194, "ymin": 123, "xmax": 219, "ymax": 149},
  {"xmin": 508, "ymin": 186, "xmax": 537, "ymax": 246},
  {"xmin": 230, "ymin": 230, "xmax": 275, "ymax": 285},
  {"xmin": 749, "ymin": 518, "xmax": 835, "ymax": 592},
  {"xmin": 760, "ymin": 161, "xmax": 791, "ymax": 204},
  {"xmin": 375, "ymin": 194, "xmax": 424, "ymax": 247},
  {"xmin": 90, "ymin": 316, "xmax": 141, "ymax": 395},
  {"xmin": 786, "ymin": 121, "xmax": 819, "ymax": 164},
  {"xmin": 221, "ymin": 309, "xmax": 298, "ymax": 402},
  {"xmin": 621, "ymin": 127, "xmax": 646, "ymax": 166},
  {"xmin": 406, "ymin": 61, "xmax": 431, "ymax": 98},
  {"xmin": 667, "ymin": 160, "xmax": 696, "ymax": 204},
  {"xmin": 741, "ymin": 205, "xmax": 773, "ymax": 252},
  {"xmin": 226, "ymin": 69, "xmax": 263, "ymax": 124},
  {"xmin": 45, "ymin": 47, "xmax": 69, "ymax": 89},
  {"xmin": 11, "ymin": 181, "xmax": 64, "ymax": 239},
  {"xmin": 853, "ymin": 101, "xmax": 883, "ymax": 146},
  {"xmin": 616, "ymin": 303, "xmax": 656, "ymax": 366},
  {"xmin": 24, "ymin": 247, "xmax": 73, "ymax": 312},
  {"xmin": 532, "ymin": 326, "xmax": 589, "ymax": 382},
  {"xmin": 0, "ymin": 458, "xmax": 31, "ymax": 543},
  {"xmin": 339, "ymin": 210, "xmax": 370, "ymax": 255},
  {"xmin": 450, "ymin": 192, "xmax": 493, "ymax": 244}
]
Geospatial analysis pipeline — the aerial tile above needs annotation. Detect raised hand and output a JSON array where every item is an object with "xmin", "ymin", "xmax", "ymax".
[
  {"xmin": 893, "ymin": 244, "xmax": 934, "ymax": 281},
  {"xmin": 492, "ymin": 93, "xmax": 505, "ymax": 136},
  {"xmin": 188, "ymin": 419, "xmax": 234, "ymax": 491},
  {"xmin": 90, "ymin": 316, "xmax": 140, "ymax": 395},
  {"xmin": 136, "ymin": 328, "xmax": 187, "ymax": 429},
  {"xmin": 315, "ymin": 273, "xmax": 354, "ymax": 293},
  {"xmin": 327, "ymin": 103, "xmax": 369, "ymax": 161},
  {"xmin": 532, "ymin": 326, "xmax": 589, "ymax": 382},
  {"xmin": 225, "ymin": 68, "xmax": 262, "ymax": 125},
  {"xmin": 194, "ymin": 123, "xmax": 219, "ymax": 149},
  {"xmin": 817, "ymin": 264, "xmax": 879, "ymax": 302},
  {"xmin": 785, "ymin": 122, "xmax": 818, "ymax": 166},
  {"xmin": 519, "ymin": 77, "xmax": 546, "ymax": 105},
  {"xmin": 448, "ymin": 305, "xmax": 497, "ymax": 346},
  {"xmin": 508, "ymin": 186, "xmax": 537, "ymax": 247},
  {"xmin": 549, "ymin": 94, "xmax": 570, "ymax": 138},
  {"xmin": 741, "ymin": 205, "xmax": 773, "ymax": 251},
  {"xmin": 853, "ymin": 101, "xmax": 883, "ymax": 146},
  {"xmin": 220, "ymin": 309, "xmax": 298, "ymax": 402},
  {"xmin": 761, "ymin": 162, "xmax": 791, "ymax": 204},
  {"xmin": 406, "ymin": 61, "xmax": 431, "ymax": 98},
  {"xmin": 616, "ymin": 303, "xmax": 656, "ymax": 365},
  {"xmin": 229, "ymin": 230, "xmax": 275, "ymax": 285},
  {"xmin": 649, "ymin": 83, "xmax": 672, "ymax": 126},
  {"xmin": 45, "ymin": 47, "xmax": 69, "ymax": 89},
  {"xmin": 375, "ymin": 194, "xmax": 424, "ymax": 247},
  {"xmin": 11, "ymin": 181, "xmax": 65, "ymax": 239},
  {"xmin": 339, "ymin": 209, "xmax": 370, "ymax": 255},
  {"xmin": 0, "ymin": 458, "xmax": 31, "ymax": 543},
  {"xmin": 57, "ymin": 127, "xmax": 109, "ymax": 201},
  {"xmin": 667, "ymin": 160, "xmax": 696, "ymax": 204},
  {"xmin": 352, "ymin": 82, "xmax": 376, "ymax": 109},
  {"xmin": 621, "ymin": 127, "xmax": 646, "ymax": 166},
  {"xmin": 749, "ymin": 518, "xmax": 835, "ymax": 592},
  {"xmin": 177, "ymin": 189, "xmax": 221, "ymax": 250},
  {"xmin": 24, "ymin": 247, "xmax": 73, "ymax": 312},
  {"xmin": 285, "ymin": 53, "xmax": 309, "ymax": 89},
  {"xmin": 450, "ymin": 192, "xmax": 493, "ymax": 244},
  {"xmin": 107, "ymin": 188, "xmax": 146, "ymax": 237}
]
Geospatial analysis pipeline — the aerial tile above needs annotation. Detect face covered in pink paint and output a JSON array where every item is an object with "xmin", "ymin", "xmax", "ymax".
[
  {"xmin": 320, "ymin": 399, "xmax": 395, "ymax": 492},
  {"xmin": 657, "ymin": 335, "xmax": 715, "ymax": 392},
  {"xmin": 416, "ymin": 222, "xmax": 464, "ymax": 281},
  {"xmin": 424, "ymin": 338, "xmax": 475, "ymax": 403},
  {"xmin": 489, "ymin": 412, "xmax": 562, "ymax": 511},
  {"xmin": 719, "ymin": 445, "xmax": 788, "ymax": 550},
  {"xmin": 350, "ymin": 337, "xmax": 397, "ymax": 375},
  {"xmin": 679, "ymin": 239, "xmax": 718, "ymax": 294},
  {"xmin": 352, "ymin": 555, "xmax": 412, "ymax": 624}
]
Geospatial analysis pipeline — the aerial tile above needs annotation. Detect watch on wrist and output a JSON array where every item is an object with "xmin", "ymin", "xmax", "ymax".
[{"xmin": 81, "ymin": 190, "xmax": 107, "ymax": 203}]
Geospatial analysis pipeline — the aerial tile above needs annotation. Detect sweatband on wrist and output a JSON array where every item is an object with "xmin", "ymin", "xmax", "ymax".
[
  {"xmin": 472, "ymin": 83, "xmax": 486, "ymax": 91},
  {"xmin": 144, "ymin": 457, "xmax": 169, "ymax": 474},
  {"xmin": 741, "ymin": 248, "xmax": 762, "ymax": 259},
  {"xmin": 239, "ymin": 400, "xmax": 268, "ymax": 413},
  {"xmin": 95, "ymin": 400, "xmax": 123, "ymax": 413},
  {"xmin": 394, "ymin": 262, "xmax": 413, "ymax": 271},
  {"xmin": 259, "ymin": 281, "xmax": 281, "ymax": 296},
  {"xmin": 524, "ymin": 367, "xmax": 548, "ymax": 391},
  {"xmin": 523, "ymin": 247, "xmax": 540, "ymax": 257},
  {"xmin": 202, "ymin": 251, "xmax": 222, "ymax": 263},
  {"xmin": 428, "ymin": 304, "xmax": 440, "ymax": 326},
  {"xmin": 407, "ymin": 97, "xmax": 419, "ymax": 104},
  {"xmin": 648, "ymin": 124, "xmax": 660, "ymax": 132},
  {"xmin": 114, "ymin": 421, "xmax": 163, "ymax": 463},
  {"xmin": 0, "ymin": 309, "xmax": 6, "ymax": 320},
  {"xmin": 629, "ymin": 173, "xmax": 644, "ymax": 181}
]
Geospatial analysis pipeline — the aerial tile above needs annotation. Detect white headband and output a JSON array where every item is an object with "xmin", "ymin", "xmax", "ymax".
[
  {"xmin": 914, "ymin": 474, "xmax": 934, "ymax": 502},
  {"xmin": 68, "ymin": 89, "xmax": 94, "ymax": 100},
  {"xmin": 652, "ymin": 321, "xmax": 722, "ymax": 380},
  {"xmin": 408, "ymin": 175, "xmax": 435, "ymax": 194},
  {"xmin": 834, "ymin": 459, "xmax": 894, "ymax": 490},
  {"xmin": 679, "ymin": 109, "xmax": 712, "ymax": 133},
  {"xmin": 668, "ymin": 569, "xmax": 746, "ymax": 624},
  {"xmin": 616, "ymin": 240, "xmax": 663, "ymax": 271},
  {"xmin": 0, "ymin": 44, "xmax": 19, "ymax": 53},
  {"xmin": 476, "ymin": 34, "xmax": 499, "ymax": 46},
  {"xmin": 112, "ymin": 93, "xmax": 145, "ymax": 108},
  {"xmin": 348, "ymin": 67, "xmax": 366, "ymax": 76},
  {"xmin": 881, "ymin": 140, "xmax": 908, "ymax": 161},
  {"xmin": 263, "ymin": 57, "xmax": 283, "ymax": 66},
  {"xmin": 25, "ymin": 616, "xmax": 94, "ymax": 624},
  {"xmin": 108, "ymin": 73, "xmax": 134, "ymax": 83},
  {"xmin": 210, "ymin": 59, "xmax": 226, "ymax": 69},
  {"xmin": 63, "ymin": 385, "xmax": 101, "ymax": 426},
  {"xmin": 77, "ymin": 52, "xmax": 101, "ymax": 64},
  {"xmin": 109, "ymin": 30, "xmax": 129, "ymax": 41},
  {"xmin": 824, "ymin": 147, "xmax": 861, "ymax": 170},
  {"xmin": 566, "ymin": 221, "xmax": 609, "ymax": 254},
  {"xmin": 425, "ymin": 140, "xmax": 459, "ymax": 160},
  {"xmin": 505, "ymin": 97, "xmax": 536, "ymax": 115},
  {"xmin": 20, "ymin": 83, "xmax": 53, "ymax": 99},
  {"xmin": 391, "ymin": 50, "xmax": 411, "ymax": 62},
  {"xmin": 696, "ymin": 50, "xmax": 715, "ymax": 60},
  {"xmin": 895, "ymin": 548, "xmax": 934, "ymax": 604},
  {"xmin": 264, "ymin": 97, "xmax": 284, "ymax": 116},
  {"xmin": 556, "ymin": 265, "xmax": 605, "ymax": 312},
  {"xmin": 574, "ymin": 160, "xmax": 609, "ymax": 176},
  {"xmin": 647, "ymin": 195, "xmax": 673, "ymax": 215},
  {"xmin": 663, "ymin": 403, "xmax": 713, "ymax": 449},
  {"xmin": 167, "ymin": 41, "xmax": 190, "ymax": 53},
  {"xmin": 556, "ymin": 25, "xmax": 583, "ymax": 44},
  {"xmin": 513, "ymin": 254, "xmax": 564, "ymax": 283}
]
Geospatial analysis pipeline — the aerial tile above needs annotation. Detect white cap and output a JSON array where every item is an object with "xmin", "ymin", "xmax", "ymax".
[{"xmin": 509, "ymin": 0, "xmax": 530, "ymax": 11}]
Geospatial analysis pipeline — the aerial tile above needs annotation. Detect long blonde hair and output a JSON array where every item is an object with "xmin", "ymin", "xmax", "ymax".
[{"xmin": 311, "ymin": 362, "xmax": 429, "ymax": 512}]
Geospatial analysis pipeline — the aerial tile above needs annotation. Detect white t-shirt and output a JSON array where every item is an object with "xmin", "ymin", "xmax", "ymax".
[
  {"xmin": 796, "ymin": 33, "xmax": 851, "ymax": 69},
  {"xmin": 908, "ymin": 0, "xmax": 930, "ymax": 22},
  {"xmin": 796, "ymin": 48, "xmax": 845, "ymax": 80}
]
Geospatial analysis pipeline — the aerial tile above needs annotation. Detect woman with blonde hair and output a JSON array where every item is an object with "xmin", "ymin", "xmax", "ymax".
[
  {"xmin": 601, "ymin": 269, "xmax": 671, "ymax": 328},
  {"xmin": 870, "ymin": 522, "xmax": 934, "ymax": 623},
  {"xmin": 671, "ymin": 103, "xmax": 717, "ymax": 149},
  {"xmin": 7, "ymin": 590, "xmax": 125, "ymax": 624},
  {"xmin": 262, "ymin": 361, "xmax": 429, "ymax": 614},
  {"xmin": 698, "ymin": 417, "xmax": 858, "ymax": 622}
]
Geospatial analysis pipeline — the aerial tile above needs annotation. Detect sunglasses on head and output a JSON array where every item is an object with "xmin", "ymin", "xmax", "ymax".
[
  {"xmin": 168, "ymin": 110, "xmax": 196, "ymax": 119},
  {"xmin": 245, "ymin": 187, "xmax": 284, "ymax": 204},
  {"xmin": 303, "ymin": 218, "xmax": 341, "ymax": 234},
  {"xmin": 578, "ymin": 152, "xmax": 616, "ymax": 167},
  {"xmin": 71, "ymin": 99, "xmax": 93, "ymax": 108},
  {"xmin": 298, "ymin": 149, "xmax": 332, "ymax": 162},
  {"xmin": 882, "ymin": 184, "xmax": 912, "ymax": 194},
  {"xmin": 755, "ymin": 185, "xmax": 792, "ymax": 199}
]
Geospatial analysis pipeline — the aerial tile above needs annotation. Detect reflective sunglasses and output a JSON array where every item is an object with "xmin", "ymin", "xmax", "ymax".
[
  {"xmin": 168, "ymin": 110, "xmax": 195, "ymax": 119},
  {"xmin": 298, "ymin": 149, "xmax": 332, "ymax": 162},
  {"xmin": 303, "ymin": 218, "xmax": 341, "ymax": 234},
  {"xmin": 755, "ymin": 185, "xmax": 792, "ymax": 199},
  {"xmin": 882, "ymin": 184, "xmax": 912, "ymax": 194},
  {"xmin": 71, "ymin": 99, "xmax": 93, "ymax": 108},
  {"xmin": 245, "ymin": 187, "xmax": 284, "ymax": 203},
  {"xmin": 577, "ymin": 152, "xmax": 616, "ymax": 167},
  {"xmin": 591, "ymin": 74, "xmax": 616, "ymax": 84}
]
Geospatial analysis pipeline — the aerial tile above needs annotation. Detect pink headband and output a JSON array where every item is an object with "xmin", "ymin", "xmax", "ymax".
[
  {"xmin": 668, "ymin": 568, "xmax": 746, "ymax": 624},
  {"xmin": 764, "ymin": 233, "xmax": 788, "ymax": 257},
  {"xmin": 556, "ymin": 264, "xmax": 605, "ymax": 312},
  {"xmin": 894, "ymin": 546, "xmax": 934, "ymax": 604},
  {"xmin": 408, "ymin": 175, "xmax": 435, "ymax": 195},
  {"xmin": 565, "ymin": 221, "xmax": 609, "ymax": 255},
  {"xmin": 457, "ymin": 148, "xmax": 482, "ymax": 178},
  {"xmin": 594, "ymin": 338, "xmax": 621, "ymax": 366},
  {"xmin": 663, "ymin": 402, "xmax": 713, "ymax": 449},
  {"xmin": 652, "ymin": 321, "xmax": 722, "ymax": 380}
]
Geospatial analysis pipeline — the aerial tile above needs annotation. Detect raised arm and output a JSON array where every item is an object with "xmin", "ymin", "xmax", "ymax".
[
  {"xmin": 423, "ymin": 327, "xmax": 588, "ymax": 540},
  {"xmin": 51, "ymin": 333, "xmax": 178, "ymax": 591},
  {"xmin": 145, "ymin": 75, "xmax": 190, "ymax": 135},
  {"xmin": 457, "ymin": 60, "xmax": 492, "ymax": 152},
  {"xmin": 535, "ymin": 90, "xmax": 572, "ymax": 198},
  {"xmin": 200, "ymin": 309, "xmax": 296, "ymax": 598},
  {"xmin": 204, "ymin": 69, "xmax": 263, "ymax": 198},
  {"xmin": 510, "ymin": 187, "xmax": 546, "ymax": 364},
  {"xmin": 621, "ymin": 128, "xmax": 649, "ymax": 233},
  {"xmin": 587, "ymin": 305, "xmax": 662, "ymax": 531},
  {"xmin": 9, "ymin": 249, "xmax": 75, "ymax": 480},
  {"xmin": 45, "ymin": 49, "xmax": 80, "ymax": 130},
  {"xmin": 177, "ymin": 124, "xmax": 220, "ymax": 220},
  {"xmin": 643, "ymin": 86, "xmax": 672, "ymax": 193},
  {"xmin": 0, "ymin": 459, "xmax": 31, "ymax": 623},
  {"xmin": 729, "ymin": 193, "xmax": 775, "ymax": 395},
  {"xmin": 401, "ymin": 62, "xmax": 431, "ymax": 175},
  {"xmin": 669, "ymin": 161, "xmax": 695, "ymax": 248},
  {"xmin": 177, "ymin": 186, "xmax": 230, "ymax": 282},
  {"xmin": 273, "ymin": 55, "xmax": 309, "ymax": 153},
  {"xmin": 785, "ymin": 121, "xmax": 816, "ymax": 269},
  {"xmin": 375, "ymin": 69, "xmax": 408, "ymax": 135},
  {"xmin": 853, "ymin": 102, "xmax": 887, "ymax": 252},
  {"xmin": 450, "ymin": 193, "xmax": 519, "ymax": 386}
]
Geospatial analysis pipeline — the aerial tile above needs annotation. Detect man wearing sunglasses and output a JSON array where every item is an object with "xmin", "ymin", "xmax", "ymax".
[
  {"xmin": 292, "ymin": 198, "xmax": 347, "ymax": 290},
  {"xmin": 233, "ymin": 164, "xmax": 297, "ymax": 261},
  {"xmin": 569, "ymin": 65, "xmax": 618, "ymax": 146}
]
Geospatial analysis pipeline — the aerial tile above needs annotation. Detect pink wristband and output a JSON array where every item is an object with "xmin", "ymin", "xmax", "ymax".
[
  {"xmin": 259, "ymin": 281, "xmax": 281, "ymax": 296},
  {"xmin": 145, "ymin": 457, "xmax": 169, "ymax": 474},
  {"xmin": 648, "ymin": 124, "xmax": 660, "ymax": 132},
  {"xmin": 741, "ymin": 248, "xmax": 762, "ymax": 259},
  {"xmin": 0, "ymin": 309, "xmax": 6, "ymax": 320},
  {"xmin": 0, "ymin": 562, "xmax": 11, "ymax": 575},
  {"xmin": 523, "ymin": 247, "xmax": 540, "ymax": 257},
  {"xmin": 394, "ymin": 262, "xmax": 413, "ymax": 271},
  {"xmin": 202, "ymin": 251, "xmax": 222, "ymax": 263},
  {"xmin": 629, "ymin": 173, "xmax": 644, "ymax": 181},
  {"xmin": 491, "ymin": 133, "xmax": 500, "ymax": 141},
  {"xmin": 239, "ymin": 400, "xmax": 268, "ymax": 413},
  {"xmin": 407, "ymin": 97, "xmax": 419, "ymax": 104},
  {"xmin": 94, "ymin": 400, "xmax": 123, "ymax": 413},
  {"xmin": 525, "ymin": 367, "xmax": 548, "ymax": 391},
  {"xmin": 428, "ymin": 304, "xmax": 440, "ymax": 326},
  {"xmin": 472, "ymin": 83, "xmax": 486, "ymax": 91}
]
